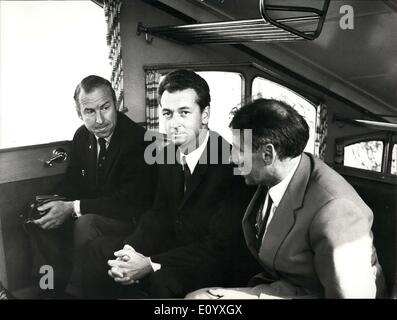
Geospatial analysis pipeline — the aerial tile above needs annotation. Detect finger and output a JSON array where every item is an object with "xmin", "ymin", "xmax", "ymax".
[
  {"xmin": 116, "ymin": 255, "xmax": 130, "ymax": 262},
  {"xmin": 208, "ymin": 288, "xmax": 225, "ymax": 298},
  {"xmin": 123, "ymin": 244, "xmax": 135, "ymax": 251},
  {"xmin": 121, "ymin": 255, "xmax": 130, "ymax": 262},
  {"xmin": 121, "ymin": 279, "xmax": 138, "ymax": 285},
  {"xmin": 110, "ymin": 267, "xmax": 124, "ymax": 278},
  {"xmin": 114, "ymin": 276, "xmax": 134, "ymax": 283},
  {"xmin": 38, "ymin": 209, "xmax": 49, "ymax": 216},
  {"xmin": 46, "ymin": 222, "xmax": 60, "ymax": 230},
  {"xmin": 114, "ymin": 249, "xmax": 133, "ymax": 258},
  {"xmin": 37, "ymin": 201, "xmax": 56, "ymax": 211},
  {"xmin": 41, "ymin": 220, "xmax": 55, "ymax": 230},
  {"xmin": 107, "ymin": 259, "xmax": 129, "ymax": 269},
  {"xmin": 114, "ymin": 277, "xmax": 128, "ymax": 283},
  {"xmin": 34, "ymin": 213, "xmax": 53, "ymax": 226},
  {"xmin": 108, "ymin": 270, "xmax": 114, "ymax": 279}
]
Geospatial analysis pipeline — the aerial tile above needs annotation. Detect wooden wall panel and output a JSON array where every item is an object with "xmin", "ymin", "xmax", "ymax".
[{"xmin": 0, "ymin": 141, "xmax": 71, "ymax": 184}]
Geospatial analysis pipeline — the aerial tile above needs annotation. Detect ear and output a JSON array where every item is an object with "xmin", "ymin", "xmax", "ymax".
[
  {"xmin": 261, "ymin": 144, "xmax": 275, "ymax": 165},
  {"xmin": 201, "ymin": 106, "xmax": 210, "ymax": 126}
]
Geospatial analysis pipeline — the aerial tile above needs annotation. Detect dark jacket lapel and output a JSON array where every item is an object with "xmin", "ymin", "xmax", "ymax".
[
  {"xmin": 178, "ymin": 137, "xmax": 210, "ymax": 209},
  {"xmin": 87, "ymin": 133, "xmax": 98, "ymax": 188},
  {"xmin": 258, "ymin": 154, "xmax": 311, "ymax": 270},
  {"xmin": 242, "ymin": 185, "xmax": 265, "ymax": 256}
]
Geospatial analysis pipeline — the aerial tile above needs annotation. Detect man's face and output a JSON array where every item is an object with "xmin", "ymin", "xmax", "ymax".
[
  {"xmin": 160, "ymin": 88, "xmax": 209, "ymax": 152},
  {"xmin": 231, "ymin": 131, "xmax": 269, "ymax": 186},
  {"xmin": 78, "ymin": 85, "xmax": 117, "ymax": 138}
]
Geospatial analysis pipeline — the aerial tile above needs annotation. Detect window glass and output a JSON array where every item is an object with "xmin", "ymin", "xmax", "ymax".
[
  {"xmin": 391, "ymin": 144, "xmax": 397, "ymax": 175},
  {"xmin": 159, "ymin": 71, "xmax": 243, "ymax": 142},
  {"xmin": 252, "ymin": 77, "xmax": 317, "ymax": 154},
  {"xmin": 344, "ymin": 141, "xmax": 384, "ymax": 172},
  {"xmin": 0, "ymin": 1, "xmax": 110, "ymax": 149}
]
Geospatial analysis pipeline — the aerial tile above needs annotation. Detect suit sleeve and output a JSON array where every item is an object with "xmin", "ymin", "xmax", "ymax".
[
  {"xmin": 122, "ymin": 168, "xmax": 177, "ymax": 256},
  {"xmin": 309, "ymin": 198, "xmax": 377, "ymax": 298},
  {"xmin": 55, "ymin": 129, "xmax": 84, "ymax": 199}
]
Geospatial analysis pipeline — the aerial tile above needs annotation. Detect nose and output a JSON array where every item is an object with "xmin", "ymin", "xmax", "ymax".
[
  {"xmin": 229, "ymin": 147, "xmax": 239, "ymax": 165},
  {"xmin": 170, "ymin": 114, "xmax": 182, "ymax": 129},
  {"xmin": 95, "ymin": 110, "xmax": 104, "ymax": 124}
]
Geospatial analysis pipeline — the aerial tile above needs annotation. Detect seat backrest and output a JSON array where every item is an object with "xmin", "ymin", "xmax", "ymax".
[{"xmin": 340, "ymin": 173, "xmax": 397, "ymax": 298}]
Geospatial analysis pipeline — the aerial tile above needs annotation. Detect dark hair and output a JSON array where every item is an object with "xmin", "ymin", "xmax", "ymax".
[
  {"xmin": 229, "ymin": 98, "xmax": 309, "ymax": 160},
  {"xmin": 73, "ymin": 75, "xmax": 116, "ymax": 115},
  {"xmin": 158, "ymin": 69, "xmax": 210, "ymax": 112}
]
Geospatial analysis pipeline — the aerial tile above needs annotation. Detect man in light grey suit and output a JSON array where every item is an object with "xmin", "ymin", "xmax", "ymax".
[{"xmin": 187, "ymin": 98, "xmax": 386, "ymax": 299}]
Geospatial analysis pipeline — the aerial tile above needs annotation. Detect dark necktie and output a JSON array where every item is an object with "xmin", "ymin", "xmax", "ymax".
[
  {"xmin": 181, "ymin": 155, "xmax": 191, "ymax": 194},
  {"xmin": 255, "ymin": 188, "xmax": 273, "ymax": 249},
  {"xmin": 97, "ymin": 138, "xmax": 107, "ymax": 185}
]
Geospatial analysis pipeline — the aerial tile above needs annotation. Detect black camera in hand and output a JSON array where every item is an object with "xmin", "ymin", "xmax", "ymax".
[{"xmin": 20, "ymin": 195, "xmax": 68, "ymax": 224}]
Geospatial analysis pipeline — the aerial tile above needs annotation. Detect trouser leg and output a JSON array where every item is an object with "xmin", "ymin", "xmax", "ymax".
[{"xmin": 25, "ymin": 221, "xmax": 74, "ymax": 293}]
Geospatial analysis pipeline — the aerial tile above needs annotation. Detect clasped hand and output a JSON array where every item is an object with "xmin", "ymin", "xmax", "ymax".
[
  {"xmin": 33, "ymin": 200, "xmax": 74, "ymax": 229},
  {"xmin": 107, "ymin": 244, "xmax": 153, "ymax": 285}
]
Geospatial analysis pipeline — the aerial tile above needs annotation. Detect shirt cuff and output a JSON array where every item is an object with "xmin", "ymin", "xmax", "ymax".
[
  {"xmin": 73, "ymin": 200, "xmax": 82, "ymax": 218},
  {"xmin": 149, "ymin": 258, "xmax": 161, "ymax": 272}
]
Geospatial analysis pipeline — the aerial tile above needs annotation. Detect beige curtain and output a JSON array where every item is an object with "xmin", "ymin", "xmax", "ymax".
[{"xmin": 145, "ymin": 70, "xmax": 161, "ymax": 131}]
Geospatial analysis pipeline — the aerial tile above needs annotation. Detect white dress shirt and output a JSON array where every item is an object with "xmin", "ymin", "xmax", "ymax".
[
  {"xmin": 179, "ymin": 131, "xmax": 209, "ymax": 174},
  {"xmin": 261, "ymin": 155, "xmax": 301, "ymax": 237}
]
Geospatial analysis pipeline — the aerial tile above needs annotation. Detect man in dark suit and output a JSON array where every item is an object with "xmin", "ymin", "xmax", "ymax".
[
  {"xmin": 27, "ymin": 75, "xmax": 156, "ymax": 291},
  {"xmin": 66, "ymin": 69, "xmax": 258, "ymax": 298},
  {"xmin": 187, "ymin": 98, "xmax": 386, "ymax": 299}
]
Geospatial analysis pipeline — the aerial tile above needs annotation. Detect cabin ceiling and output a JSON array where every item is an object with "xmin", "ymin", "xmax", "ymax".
[
  {"xmin": 182, "ymin": 0, "xmax": 397, "ymax": 122},
  {"xmin": 94, "ymin": 0, "xmax": 396, "ymax": 121}
]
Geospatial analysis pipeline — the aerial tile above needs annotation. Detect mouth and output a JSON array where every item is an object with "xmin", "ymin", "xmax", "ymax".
[
  {"xmin": 95, "ymin": 125, "xmax": 109, "ymax": 132},
  {"xmin": 170, "ymin": 132, "xmax": 186, "ymax": 138}
]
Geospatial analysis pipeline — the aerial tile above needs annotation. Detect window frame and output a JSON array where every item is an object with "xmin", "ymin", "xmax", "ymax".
[
  {"xmin": 144, "ymin": 61, "xmax": 324, "ymax": 154},
  {"xmin": 0, "ymin": 0, "xmax": 110, "ymax": 150},
  {"xmin": 250, "ymin": 74, "xmax": 319, "ymax": 155},
  {"xmin": 334, "ymin": 131, "xmax": 397, "ymax": 183}
]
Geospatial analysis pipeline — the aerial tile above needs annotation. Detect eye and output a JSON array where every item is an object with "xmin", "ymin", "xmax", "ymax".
[
  {"xmin": 180, "ymin": 111, "xmax": 190, "ymax": 117},
  {"xmin": 84, "ymin": 108, "xmax": 95, "ymax": 115},
  {"xmin": 101, "ymin": 104, "xmax": 110, "ymax": 111},
  {"xmin": 162, "ymin": 111, "xmax": 171, "ymax": 119}
]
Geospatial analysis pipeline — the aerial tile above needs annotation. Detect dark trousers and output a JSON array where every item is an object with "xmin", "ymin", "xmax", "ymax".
[
  {"xmin": 66, "ymin": 235, "xmax": 228, "ymax": 299},
  {"xmin": 26, "ymin": 214, "xmax": 133, "ymax": 294}
]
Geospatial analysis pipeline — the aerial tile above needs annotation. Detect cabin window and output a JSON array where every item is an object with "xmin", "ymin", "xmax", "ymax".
[
  {"xmin": 335, "ymin": 132, "xmax": 397, "ymax": 177},
  {"xmin": 343, "ymin": 140, "xmax": 384, "ymax": 172},
  {"xmin": 251, "ymin": 77, "xmax": 317, "ymax": 154},
  {"xmin": 391, "ymin": 144, "xmax": 397, "ymax": 175},
  {"xmin": 159, "ymin": 71, "xmax": 243, "ymax": 142},
  {"xmin": 0, "ymin": 1, "xmax": 109, "ymax": 149}
]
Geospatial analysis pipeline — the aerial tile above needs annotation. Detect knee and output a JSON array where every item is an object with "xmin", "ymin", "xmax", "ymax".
[
  {"xmin": 73, "ymin": 214, "xmax": 102, "ymax": 248},
  {"xmin": 185, "ymin": 287, "xmax": 215, "ymax": 299},
  {"xmin": 145, "ymin": 271, "xmax": 184, "ymax": 298}
]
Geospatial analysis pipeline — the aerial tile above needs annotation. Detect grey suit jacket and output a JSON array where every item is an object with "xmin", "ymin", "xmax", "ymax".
[{"xmin": 242, "ymin": 153, "xmax": 386, "ymax": 298}]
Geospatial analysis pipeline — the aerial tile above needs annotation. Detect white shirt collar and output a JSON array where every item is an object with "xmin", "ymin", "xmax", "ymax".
[
  {"xmin": 95, "ymin": 133, "xmax": 113, "ymax": 148},
  {"xmin": 179, "ymin": 131, "xmax": 209, "ymax": 174},
  {"xmin": 268, "ymin": 155, "xmax": 302, "ymax": 206}
]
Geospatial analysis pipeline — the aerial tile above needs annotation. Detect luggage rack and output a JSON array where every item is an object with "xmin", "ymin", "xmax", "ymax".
[{"xmin": 137, "ymin": 0, "xmax": 330, "ymax": 44}]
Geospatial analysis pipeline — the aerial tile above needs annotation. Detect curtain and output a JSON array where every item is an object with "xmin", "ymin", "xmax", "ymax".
[
  {"xmin": 104, "ymin": 0, "xmax": 125, "ymax": 112},
  {"xmin": 145, "ymin": 70, "xmax": 161, "ymax": 131},
  {"xmin": 314, "ymin": 103, "xmax": 328, "ymax": 160}
]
